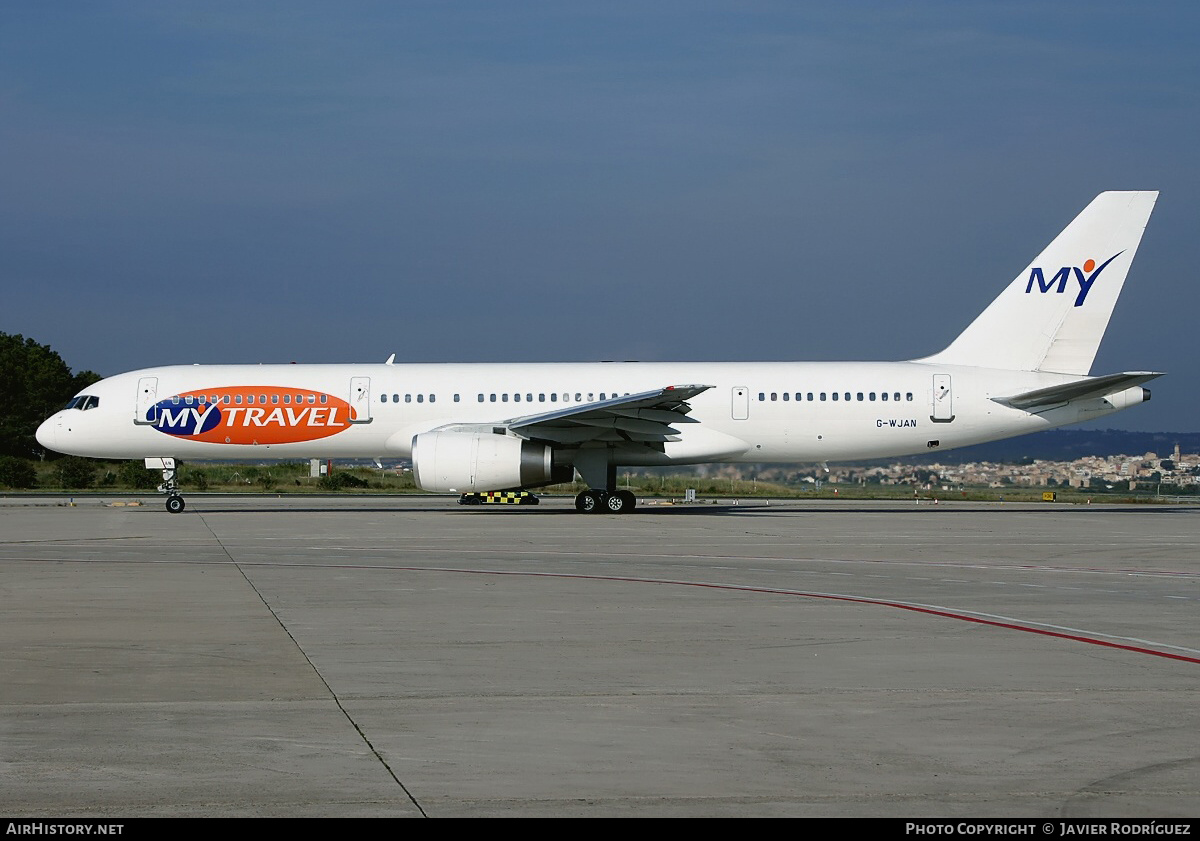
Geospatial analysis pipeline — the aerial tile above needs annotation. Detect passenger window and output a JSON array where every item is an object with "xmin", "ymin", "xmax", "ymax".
[
  {"xmin": 551, "ymin": 394, "xmax": 558, "ymax": 402},
  {"xmin": 514, "ymin": 393, "xmax": 521, "ymax": 402},
  {"xmin": 906, "ymin": 393, "xmax": 913, "ymax": 401},
  {"xmin": 820, "ymin": 393, "xmax": 826, "ymax": 401},
  {"xmin": 478, "ymin": 394, "xmax": 484, "ymax": 403},
  {"xmin": 272, "ymin": 395, "xmax": 279, "ymax": 404},
  {"xmin": 405, "ymin": 394, "xmax": 412, "ymax": 403},
  {"xmin": 416, "ymin": 394, "xmax": 424, "ymax": 403},
  {"xmin": 806, "ymin": 393, "xmax": 813, "ymax": 401},
  {"xmin": 381, "ymin": 394, "xmax": 388, "ymax": 403},
  {"xmin": 881, "ymin": 392, "xmax": 888, "ymax": 402},
  {"xmin": 832, "ymin": 392, "xmax": 839, "ymax": 401},
  {"xmin": 502, "ymin": 394, "xmax": 509, "ymax": 402},
  {"xmin": 857, "ymin": 393, "xmax": 863, "ymax": 401},
  {"xmin": 782, "ymin": 393, "xmax": 789, "ymax": 401},
  {"xmin": 430, "ymin": 394, "xmax": 437, "ymax": 403}
]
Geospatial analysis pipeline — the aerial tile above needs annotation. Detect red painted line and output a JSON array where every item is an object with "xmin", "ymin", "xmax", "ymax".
[
  {"xmin": 20, "ymin": 553, "xmax": 1197, "ymax": 664},
  {"xmin": 370, "ymin": 564, "xmax": 1200, "ymax": 665}
]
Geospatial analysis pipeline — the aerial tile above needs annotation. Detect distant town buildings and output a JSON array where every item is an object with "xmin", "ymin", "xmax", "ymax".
[{"xmin": 714, "ymin": 443, "xmax": 1200, "ymax": 492}]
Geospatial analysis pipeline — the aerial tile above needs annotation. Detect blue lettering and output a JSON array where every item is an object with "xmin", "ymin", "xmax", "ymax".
[
  {"xmin": 1025, "ymin": 252, "xmax": 1123, "ymax": 307},
  {"xmin": 1072, "ymin": 252, "xmax": 1122, "ymax": 307},
  {"xmin": 1026, "ymin": 266, "xmax": 1071, "ymax": 295}
]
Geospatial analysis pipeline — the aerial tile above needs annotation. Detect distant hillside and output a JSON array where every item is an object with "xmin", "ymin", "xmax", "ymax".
[{"xmin": 885, "ymin": 429, "xmax": 1200, "ymax": 466}]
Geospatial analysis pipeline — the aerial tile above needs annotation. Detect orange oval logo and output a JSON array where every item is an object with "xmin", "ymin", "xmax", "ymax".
[{"xmin": 149, "ymin": 387, "xmax": 353, "ymax": 445}]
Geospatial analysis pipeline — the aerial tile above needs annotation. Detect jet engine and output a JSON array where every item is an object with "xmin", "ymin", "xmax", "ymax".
[{"xmin": 411, "ymin": 430, "xmax": 568, "ymax": 493}]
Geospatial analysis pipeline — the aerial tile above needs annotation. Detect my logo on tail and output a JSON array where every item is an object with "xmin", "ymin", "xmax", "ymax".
[{"xmin": 1025, "ymin": 252, "xmax": 1122, "ymax": 307}]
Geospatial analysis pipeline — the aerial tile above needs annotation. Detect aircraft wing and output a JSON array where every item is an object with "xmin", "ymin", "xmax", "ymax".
[
  {"xmin": 502, "ymin": 384, "xmax": 713, "ymax": 448},
  {"xmin": 992, "ymin": 371, "xmax": 1163, "ymax": 411}
]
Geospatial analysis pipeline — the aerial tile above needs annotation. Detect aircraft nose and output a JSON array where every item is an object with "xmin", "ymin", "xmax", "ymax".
[{"xmin": 35, "ymin": 417, "xmax": 58, "ymax": 451}]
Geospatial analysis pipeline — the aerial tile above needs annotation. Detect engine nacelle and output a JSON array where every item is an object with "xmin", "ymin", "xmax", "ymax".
[{"xmin": 411, "ymin": 430, "xmax": 562, "ymax": 493}]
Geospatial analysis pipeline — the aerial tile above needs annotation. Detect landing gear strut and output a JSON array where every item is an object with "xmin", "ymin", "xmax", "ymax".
[{"xmin": 572, "ymin": 453, "xmax": 635, "ymax": 514}]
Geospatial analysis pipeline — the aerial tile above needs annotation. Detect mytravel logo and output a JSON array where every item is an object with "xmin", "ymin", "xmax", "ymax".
[
  {"xmin": 1024, "ymin": 252, "xmax": 1122, "ymax": 308},
  {"xmin": 148, "ymin": 387, "xmax": 354, "ymax": 445}
]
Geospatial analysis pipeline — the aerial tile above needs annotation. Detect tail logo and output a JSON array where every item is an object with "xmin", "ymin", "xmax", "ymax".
[
  {"xmin": 1024, "ymin": 252, "xmax": 1122, "ymax": 307},
  {"xmin": 147, "ymin": 387, "xmax": 353, "ymax": 445}
]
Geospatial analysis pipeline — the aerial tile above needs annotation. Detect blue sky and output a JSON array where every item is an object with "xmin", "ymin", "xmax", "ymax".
[{"xmin": 2, "ymin": 1, "xmax": 1196, "ymax": 431}]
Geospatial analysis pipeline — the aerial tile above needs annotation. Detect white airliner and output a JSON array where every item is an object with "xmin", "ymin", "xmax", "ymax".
[{"xmin": 38, "ymin": 191, "xmax": 1161, "ymax": 514}]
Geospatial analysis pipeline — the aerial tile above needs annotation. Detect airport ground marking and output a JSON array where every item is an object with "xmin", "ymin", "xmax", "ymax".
[{"xmin": 219, "ymin": 559, "xmax": 1200, "ymax": 665}]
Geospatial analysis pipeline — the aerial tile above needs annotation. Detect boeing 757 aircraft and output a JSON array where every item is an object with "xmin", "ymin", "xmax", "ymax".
[{"xmin": 37, "ymin": 191, "xmax": 1161, "ymax": 514}]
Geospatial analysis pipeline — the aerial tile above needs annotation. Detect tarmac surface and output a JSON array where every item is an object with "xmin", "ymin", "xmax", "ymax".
[{"xmin": 1, "ymin": 493, "xmax": 1198, "ymax": 817}]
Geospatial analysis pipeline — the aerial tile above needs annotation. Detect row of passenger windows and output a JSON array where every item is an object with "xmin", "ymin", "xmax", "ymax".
[
  {"xmin": 171, "ymin": 394, "xmax": 327, "ymax": 406},
  {"xmin": 379, "ymin": 390, "xmax": 915, "ymax": 406},
  {"xmin": 380, "ymin": 392, "xmax": 629, "ymax": 405},
  {"xmin": 382, "ymin": 393, "xmax": 441, "ymax": 403},
  {"xmin": 758, "ymin": 391, "xmax": 914, "ymax": 402}
]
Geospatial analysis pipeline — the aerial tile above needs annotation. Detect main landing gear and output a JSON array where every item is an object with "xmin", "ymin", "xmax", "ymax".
[
  {"xmin": 574, "ymin": 489, "xmax": 637, "ymax": 514},
  {"xmin": 571, "ymin": 454, "xmax": 636, "ymax": 514}
]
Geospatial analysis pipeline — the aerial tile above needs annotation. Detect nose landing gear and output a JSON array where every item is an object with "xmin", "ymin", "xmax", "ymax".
[{"xmin": 147, "ymin": 458, "xmax": 186, "ymax": 514}]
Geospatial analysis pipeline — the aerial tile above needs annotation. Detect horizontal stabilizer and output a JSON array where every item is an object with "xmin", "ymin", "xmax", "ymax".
[{"xmin": 993, "ymin": 371, "xmax": 1162, "ymax": 411}]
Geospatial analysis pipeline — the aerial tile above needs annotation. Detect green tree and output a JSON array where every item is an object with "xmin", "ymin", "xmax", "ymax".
[
  {"xmin": 0, "ymin": 456, "xmax": 37, "ymax": 488},
  {"xmin": 117, "ymin": 460, "xmax": 159, "ymax": 490},
  {"xmin": 56, "ymin": 456, "xmax": 98, "ymax": 489},
  {"xmin": 0, "ymin": 333, "xmax": 101, "ymax": 459}
]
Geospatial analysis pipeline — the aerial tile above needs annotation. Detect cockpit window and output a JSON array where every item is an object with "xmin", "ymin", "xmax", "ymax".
[{"xmin": 62, "ymin": 395, "xmax": 100, "ymax": 411}]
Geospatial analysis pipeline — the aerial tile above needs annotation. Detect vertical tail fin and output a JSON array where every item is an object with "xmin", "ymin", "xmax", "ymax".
[{"xmin": 919, "ymin": 191, "xmax": 1157, "ymax": 374}]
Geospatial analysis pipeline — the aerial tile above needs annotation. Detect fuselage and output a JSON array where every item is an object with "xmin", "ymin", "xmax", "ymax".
[{"xmin": 36, "ymin": 359, "xmax": 1146, "ymax": 467}]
